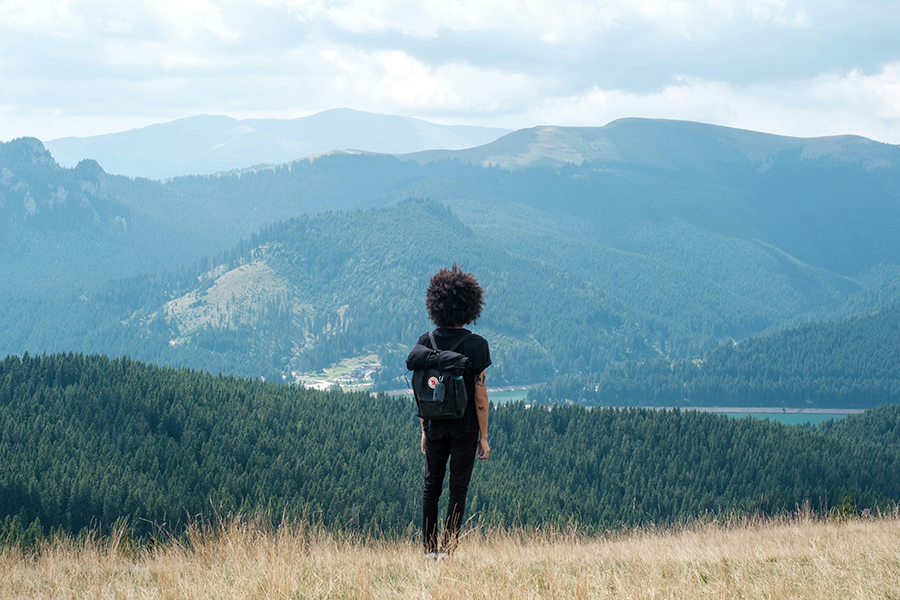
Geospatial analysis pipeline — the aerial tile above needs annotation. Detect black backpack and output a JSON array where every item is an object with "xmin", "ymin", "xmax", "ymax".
[{"xmin": 405, "ymin": 331, "xmax": 472, "ymax": 420}]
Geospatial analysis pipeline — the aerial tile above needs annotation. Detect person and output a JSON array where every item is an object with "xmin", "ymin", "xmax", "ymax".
[{"xmin": 418, "ymin": 264, "xmax": 491, "ymax": 559}]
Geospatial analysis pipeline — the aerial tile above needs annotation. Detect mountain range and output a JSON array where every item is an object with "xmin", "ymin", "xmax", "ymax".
[
  {"xmin": 406, "ymin": 118, "xmax": 900, "ymax": 170},
  {"xmin": 43, "ymin": 108, "xmax": 510, "ymax": 179},
  {"xmin": 3, "ymin": 116, "xmax": 900, "ymax": 400}
]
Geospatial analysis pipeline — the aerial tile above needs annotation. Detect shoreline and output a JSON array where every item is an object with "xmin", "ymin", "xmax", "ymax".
[
  {"xmin": 679, "ymin": 406, "xmax": 865, "ymax": 415},
  {"xmin": 487, "ymin": 383, "xmax": 540, "ymax": 393},
  {"xmin": 382, "ymin": 383, "xmax": 539, "ymax": 397},
  {"xmin": 378, "ymin": 388, "xmax": 868, "ymax": 416}
]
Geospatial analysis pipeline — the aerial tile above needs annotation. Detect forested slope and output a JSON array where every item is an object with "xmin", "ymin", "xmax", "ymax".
[
  {"xmin": 4, "ymin": 121, "xmax": 900, "ymax": 396},
  {"xmin": 530, "ymin": 305, "xmax": 900, "ymax": 408},
  {"xmin": 3, "ymin": 353, "xmax": 900, "ymax": 542},
  {"xmin": 0, "ymin": 193, "xmax": 884, "ymax": 388},
  {"xmin": 0, "ymin": 200, "xmax": 669, "ymax": 385}
]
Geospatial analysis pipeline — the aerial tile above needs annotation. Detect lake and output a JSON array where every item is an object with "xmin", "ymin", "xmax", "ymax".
[
  {"xmin": 713, "ymin": 411, "xmax": 853, "ymax": 425},
  {"xmin": 488, "ymin": 389, "xmax": 531, "ymax": 404},
  {"xmin": 387, "ymin": 387, "xmax": 534, "ymax": 404},
  {"xmin": 406, "ymin": 388, "xmax": 859, "ymax": 425}
]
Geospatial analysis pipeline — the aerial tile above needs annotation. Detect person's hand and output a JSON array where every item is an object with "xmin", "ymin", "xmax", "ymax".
[
  {"xmin": 477, "ymin": 437, "xmax": 490, "ymax": 460},
  {"xmin": 421, "ymin": 431, "xmax": 427, "ymax": 454}
]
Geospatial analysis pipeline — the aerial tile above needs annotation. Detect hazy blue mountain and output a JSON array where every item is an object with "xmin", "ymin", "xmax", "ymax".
[
  {"xmin": 404, "ymin": 117, "xmax": 900, "ymax": 171},
  {"xmin": 0, "ymin": 138, "xmax": 123, "ymax": 229},
  {"xmin": 0, "ymin": 138, "xmax": 193, "ymax": 296},
  {"xmin": 43, "ymin": 109, "xmax": 510, "ymax": 179},
  {"xmin": 404, "ymin": 119, "xmax": 900, "ymax": 281},
  {"xmin": 93, "ymin": 119, "xmax": 900, "ymax": 288}
]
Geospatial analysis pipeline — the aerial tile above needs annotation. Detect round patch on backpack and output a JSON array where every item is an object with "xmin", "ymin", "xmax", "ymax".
[{"xmin": 428, "ymin": 376, "xmax": 439, "ymax": 389}]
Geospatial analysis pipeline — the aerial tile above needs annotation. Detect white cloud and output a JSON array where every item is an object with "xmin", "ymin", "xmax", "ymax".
[
  {"xmin": 101, "ymin": 39, "xmax": 230, "ymax": 69},
  {"xmin": 745, "ymin": 0, "xmax": 809, "ymax": 27},
  {"xmin": 265, "ymin": 0, "xmax": 814, "ymax": 41},
  {"xmin": 0, "ymin": 0, "xmax": 898, "ymax": 143},
  {"xmin": 0, "ymin": 0, "xmax": 86, "ymax": 36},
  {"xmin": 317, "ymin": 45, "xmax": 541, "ymax": 112},
  {"xmin": 524, "ymin": 63, "xmax": 900, "ymax": 143},
  {"xmin": 0, "ymin": 0, "xmax": 240, "ymax": 41},
  {"xmin": 157, "ymin": 0, "xmax": 241, "ymax": 42},
  {"xmin": 98, "ymin": 16, "xmax": 137, "ymax": 34},
  {"xmin": 268, "ymin": 0, "xmax": 691, "ymax": 40}
]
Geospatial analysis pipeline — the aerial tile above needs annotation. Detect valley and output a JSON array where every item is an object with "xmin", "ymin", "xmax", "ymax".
[
  {"xmin": 294, "ymin": 353, "xmax": 382, "ymax": 390},
  {"xmin": 4, "ymin": 119, "xmax": 900, "ymax": 404},
  {"xmin": 4, "ymin": 0, "xmax": 900, "ymax": 589},
  {"xmin": 3, "ymin": 114, "xmax": 900, "ymax": 547}
]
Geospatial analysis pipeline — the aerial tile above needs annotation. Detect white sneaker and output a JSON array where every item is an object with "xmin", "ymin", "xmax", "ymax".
[
  {"xmin": 425, "ymin": 552, "xmax": 438, "ymax": 560},
  {"xmin": 436, "ymin": 552, "xmax": 450, "ymax": 561}
]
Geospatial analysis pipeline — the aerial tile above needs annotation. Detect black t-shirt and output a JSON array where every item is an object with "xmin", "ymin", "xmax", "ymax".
[{"xmin": 418, "ymin": 327, "xmax": 491, "ymax": 434}]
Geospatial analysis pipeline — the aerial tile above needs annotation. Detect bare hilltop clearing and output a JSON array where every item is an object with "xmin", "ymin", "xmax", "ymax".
[{"xmin": 3, "ymin": 513, "xmax": 899, "ymax": 599}]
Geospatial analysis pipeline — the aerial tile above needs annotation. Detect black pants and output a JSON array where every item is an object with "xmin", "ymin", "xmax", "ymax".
[{"xmin": 422, "ymin": 425, "xmax": 478, "ymax": 553}]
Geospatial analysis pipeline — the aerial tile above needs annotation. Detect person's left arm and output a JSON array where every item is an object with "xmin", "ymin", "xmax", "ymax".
[
  {"xmin": 420, "ymin": 417, "xmax": 426, "ymax": 454},
  {"xmin": 475, "ymin": 370, "xmax": 490, "ymax": 460}
]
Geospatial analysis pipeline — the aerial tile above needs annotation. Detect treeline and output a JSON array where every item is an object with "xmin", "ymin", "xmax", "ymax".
[
  {"xmin": 529, "ymin": 305, "xmax": 900, "ymax": 409},
  {"xmin": 3, "ymin": 353, "xmax": 900, "ymax": 545}
]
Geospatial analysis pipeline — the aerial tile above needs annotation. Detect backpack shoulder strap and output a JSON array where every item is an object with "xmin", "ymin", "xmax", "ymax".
[
  {"xmin": 427, "ymin": 331, "xmax": 440, "ymax": 352},
  {"xmin": 447, "ymin": 332, "xmax": 472, "ymax": 353},
  {"xmin": 426, "ymin": 331, "xmax": 472, "ymax": 353}
]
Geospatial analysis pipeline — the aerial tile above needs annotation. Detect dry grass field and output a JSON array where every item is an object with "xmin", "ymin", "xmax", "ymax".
[{"xmin": 2, "ymin": 512, "xmax": 899, "ymax": 599}]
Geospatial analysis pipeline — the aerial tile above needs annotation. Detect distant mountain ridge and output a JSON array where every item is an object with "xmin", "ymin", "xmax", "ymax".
[
  {"xmin": 42, "ymin": 109, "xmax": 510, "ymax": 179},
  {"xmin": 404, "ymin": 118, "xmax": 900, "ymax": 170}
]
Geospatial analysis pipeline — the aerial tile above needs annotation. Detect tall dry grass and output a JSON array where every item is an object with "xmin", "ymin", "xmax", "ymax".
[{"xmin": 2, "ymin": 511, "xmax": 899, "ymax": 599}]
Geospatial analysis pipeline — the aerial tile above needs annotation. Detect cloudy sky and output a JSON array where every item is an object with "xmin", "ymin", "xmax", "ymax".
[{"xmin": 1, "ymin": 0, "xmax": 899, "ymax": 143}]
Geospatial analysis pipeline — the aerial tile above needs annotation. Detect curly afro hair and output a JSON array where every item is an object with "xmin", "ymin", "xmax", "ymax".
[{"xmin": 426, "ymin": 263, "xmax": 485, "ymax": 328}]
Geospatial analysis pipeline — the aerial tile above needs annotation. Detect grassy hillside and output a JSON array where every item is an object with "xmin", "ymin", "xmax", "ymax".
[{"xmin": 2, "ymin": 514, "xmax": 899, "ymax": 599}]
